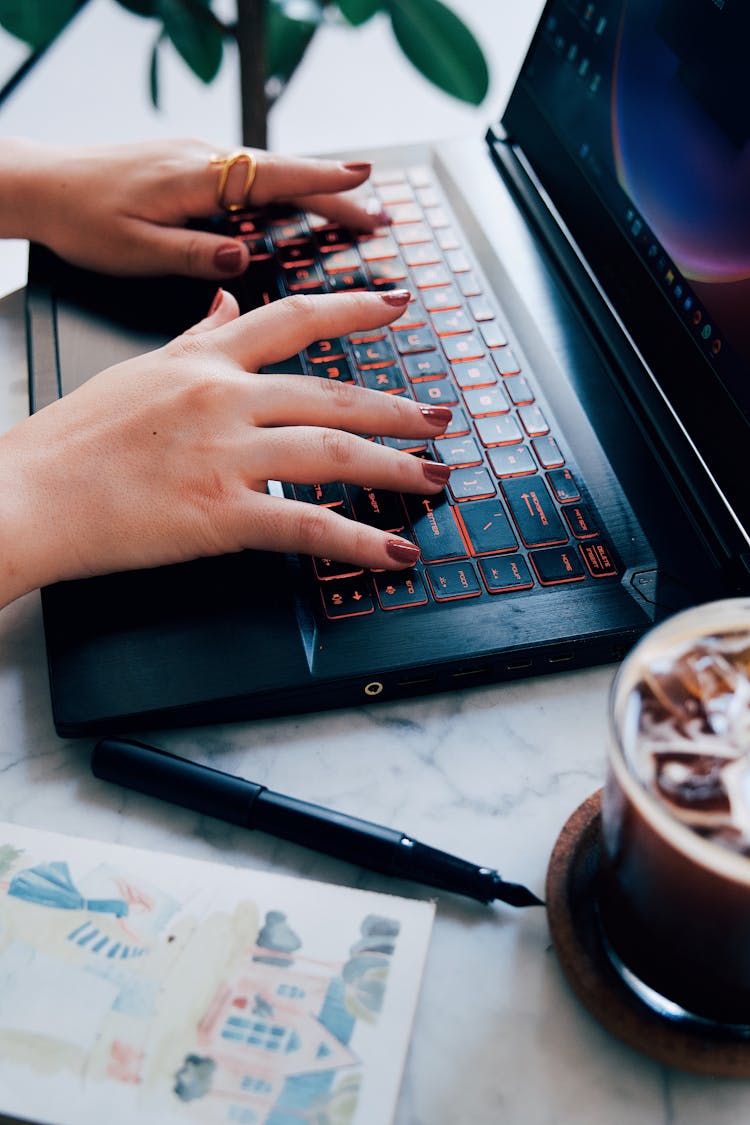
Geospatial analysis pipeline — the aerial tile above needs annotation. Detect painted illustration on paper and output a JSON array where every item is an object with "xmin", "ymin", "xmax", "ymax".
[{"xmin": 0, "ymin": 824, "xmax": 433, "ymax": 1125}]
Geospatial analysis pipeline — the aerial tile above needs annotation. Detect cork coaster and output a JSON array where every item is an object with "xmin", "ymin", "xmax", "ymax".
[{"xmin": 545, "ymin": 790, "xmax": 750, "ymax": 1076}]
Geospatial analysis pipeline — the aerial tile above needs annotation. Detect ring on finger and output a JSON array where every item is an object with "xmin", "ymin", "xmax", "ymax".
[{"xmin": 208, "ymin": 150, "xmax": 258, "ymax": 212}]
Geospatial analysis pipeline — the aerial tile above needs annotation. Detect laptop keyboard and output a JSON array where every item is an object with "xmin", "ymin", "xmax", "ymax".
[{"xmin": 219, "ymin": 164, "xmax": 620, "ymax": 621}]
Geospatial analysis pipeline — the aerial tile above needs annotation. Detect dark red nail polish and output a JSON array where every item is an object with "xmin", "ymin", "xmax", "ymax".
[
  {"xmin": 420, "ymin": 406, "xmax": 453, "ymax": 427},
  {"xmin": 422, "ymin": 461, "xmax": 451, "ymax": 485},
  {"xmin": 214, "ymin": 243, "xmax": 246, "ymax": 272},
  {"xmin": 386, "ymin": 539, "xmax": 421, "ymax": 565},
  {"xmin": 342, "ymin": 161, "xmax": 372, "ymax": 173},
  {"xmin": 207, "ymin": 287, "xmax": 223, "ymax": 315},
  {"xmin": 381, "ymin": 289, "xmax": 411, "ymax": 307}
]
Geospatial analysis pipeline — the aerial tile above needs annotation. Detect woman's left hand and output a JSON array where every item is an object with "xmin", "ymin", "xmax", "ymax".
[{"xmin": 9, "ymin": 137, "xmax": 386, "ymax": 280}]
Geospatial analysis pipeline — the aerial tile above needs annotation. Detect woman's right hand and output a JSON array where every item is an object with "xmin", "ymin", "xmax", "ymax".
[{"xmin": 0, "ymin": 289, "xmax": 451, "ymax": 609}]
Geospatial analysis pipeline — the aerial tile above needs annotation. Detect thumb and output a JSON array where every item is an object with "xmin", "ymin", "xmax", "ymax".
[{"xmin": 183, "ymin": 288, "xmax": 241, "ymax": 335}]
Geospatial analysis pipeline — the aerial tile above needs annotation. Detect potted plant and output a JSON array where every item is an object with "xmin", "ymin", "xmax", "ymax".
[{"xmin": 0, "ymin": 0, "xmax": 489, "ymax": 147}]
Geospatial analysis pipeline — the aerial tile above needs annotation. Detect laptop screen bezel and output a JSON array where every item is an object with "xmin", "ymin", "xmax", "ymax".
[{"xmin": 499, "ymin": 4, "xmax": 749, "ymax": 543}]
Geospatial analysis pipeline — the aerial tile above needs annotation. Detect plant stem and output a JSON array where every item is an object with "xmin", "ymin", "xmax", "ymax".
[{"xmin": 235, "ymin": 0, "xmax": 267, "ymax": 148}]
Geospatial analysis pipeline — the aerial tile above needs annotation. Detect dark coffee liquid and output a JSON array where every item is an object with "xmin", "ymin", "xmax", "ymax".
[
  {"xmin": 601, "ymin": 628, "xmax": 750, "ymax": 1026},
  {"xmin": 600, "ymin": 773, "xmax": 750, "ymax": 1025}
]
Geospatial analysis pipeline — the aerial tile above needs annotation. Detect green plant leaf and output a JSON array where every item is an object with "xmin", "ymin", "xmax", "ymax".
[
  {"xmin": 385, "ymin": 0, "xmax": 488, "ymax": 106},
  {"xmin": 337, "ymin": 0, "xmax": 380, "ymax": 27},
  {"xmin": 156, "ymin": 0, "xmax": 223, "ymax": 84},
  {"xmin": 267, "ymin": 0, "xmax": 323, "ymax": 86},
  {"xmin": 116, "ymin": 0, "xmax": 158, "ymax": 16},
  {"xmin": 149, "ymin": 35, "xmax": 161, "ymax": 106},
  {"xmin": 0, "ymin": 0, "xmax": 84, "ymax": 50}
]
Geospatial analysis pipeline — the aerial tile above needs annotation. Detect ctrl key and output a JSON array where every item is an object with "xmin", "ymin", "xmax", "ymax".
[{"xmin": 320, "ymin": 577, "xmax": 374, "ymax": 619}]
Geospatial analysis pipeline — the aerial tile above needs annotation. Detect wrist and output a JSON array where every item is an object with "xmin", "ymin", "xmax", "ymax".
[{"xmin": 0, "ymin": 138, "xmax": 60, "ymax": 243}]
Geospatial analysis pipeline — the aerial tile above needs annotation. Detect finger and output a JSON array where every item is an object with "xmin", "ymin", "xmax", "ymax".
[
  {"xmin": 296, "ymin": 191, "xmax": 390, "ymax": 232},
  {"xmin": 247, "ymin": 427, "xmax": 452, "ymax": 494},
  {"xmin": 238, "ymin": 371, "xmax": 452, "ymax": 437},
  {"xmin": 237, "ymin": 491, "xmax": 422, "ymax": 571},
  {"xmin": 183, "ymin": 288, "xmax": 240, "ymax": 335},
  {"xmin": 247, "ymin": 153, "xmax": 373, "ymax": 207},
  {"xmin": 121, "ymin": 220, "xmax": 250, "ymax": 279},
  {"xmin": 205, "ymin": 290, "xmax": 411, "ymax": 370}
]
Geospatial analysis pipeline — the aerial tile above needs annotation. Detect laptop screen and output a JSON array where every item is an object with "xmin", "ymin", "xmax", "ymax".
[{"xmin": 503, "ymin": 0, "xmax": 750, "ymax": 444}]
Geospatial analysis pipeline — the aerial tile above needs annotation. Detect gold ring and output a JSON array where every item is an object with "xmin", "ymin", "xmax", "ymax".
[{"xmin": 208, "ymin": 150, "xmax": 258, "ymax": 212}]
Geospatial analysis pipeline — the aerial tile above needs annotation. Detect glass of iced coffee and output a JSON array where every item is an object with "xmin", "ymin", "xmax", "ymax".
[{"xmin": 599, "ymin": 598, "xmax": 750, "ymax": 1028}]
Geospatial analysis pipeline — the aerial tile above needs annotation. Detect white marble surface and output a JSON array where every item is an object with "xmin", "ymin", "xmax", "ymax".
[
  {"xmin": 2, "ymin": 2, "xmax": 750, "ymax": 1121},
  {"xmin": 3, "ymin": 288, "xmax": 750, "ymax": 1125}
]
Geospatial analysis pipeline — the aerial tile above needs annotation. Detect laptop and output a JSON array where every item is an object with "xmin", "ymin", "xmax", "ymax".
[{"xmin": 26, "ymin": 0, "xmax": 750, "ymax": 737}]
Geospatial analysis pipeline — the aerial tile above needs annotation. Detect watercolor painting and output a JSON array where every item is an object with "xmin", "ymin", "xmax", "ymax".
[{"xmin": 0, "ymin": 823, "xmax": 434, "ymax": 1125}]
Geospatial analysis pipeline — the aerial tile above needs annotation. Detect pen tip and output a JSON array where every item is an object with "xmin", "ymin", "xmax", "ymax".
[{"xmin": 492, "ymin": 876, "xmax": 545, "ymax": 908}]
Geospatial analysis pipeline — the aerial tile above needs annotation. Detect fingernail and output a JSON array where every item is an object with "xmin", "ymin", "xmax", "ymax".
[
  {"xmin": 214, "ymin": 242, "xmax": 246, "ymax": 273},
  {"xmin": 342, "ymin": 161, "xmax": 372, "ymax": 174},
  {"xmin": 422, "ymin": 461, "xmax": 451, "ymax": 485},
  {"xmin": 420, "ymin": 405, "xmax": 453, "ymax": 427},
  {"xmin": 207, "ymin": 287, "xmax": 224, "ymax": 316},
  {"xmin": 381, "ymin": 289, "xmax": 411, "ymax": 307},
  {"xmin": 386, "ymin": 539, "xmax": 421, "ymax": 565}
]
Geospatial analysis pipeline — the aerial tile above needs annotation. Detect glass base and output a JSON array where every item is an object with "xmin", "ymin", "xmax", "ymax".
[{"xmin": 600, "ymin": 927, "xmax": 750, "ymax": 1037}]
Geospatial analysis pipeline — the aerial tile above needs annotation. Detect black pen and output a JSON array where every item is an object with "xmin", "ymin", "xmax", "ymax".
[{"xmin": 91, "ymin": 738, "xmax": 543, "ymax": 908}]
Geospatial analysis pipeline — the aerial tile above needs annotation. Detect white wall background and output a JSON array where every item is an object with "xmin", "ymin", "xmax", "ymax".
[{"xmin": 0, "ymin": 0, "xmax": 545, "ymax": 294}]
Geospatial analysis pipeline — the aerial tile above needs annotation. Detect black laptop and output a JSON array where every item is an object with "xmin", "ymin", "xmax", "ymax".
[{"xmin": 26, "ymin": 0, "xmax": 750, "ymax": 736}]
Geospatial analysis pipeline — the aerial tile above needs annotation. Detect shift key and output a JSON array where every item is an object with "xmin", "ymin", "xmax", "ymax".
[
  {"xmin": 501, "ymin": 475, "xmax": 568, "ymax": 547},
  {"xmin": 405, "ymin": 493, "xmax": 468, "ymax": 562}
]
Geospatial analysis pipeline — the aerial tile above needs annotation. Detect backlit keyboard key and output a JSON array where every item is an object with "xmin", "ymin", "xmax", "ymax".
[
  {"xmin": 323, "ymin": 248, "xmax": 361, "ymax": 273},
  {"xmin": 532, "ymin": 435, "xmax": 564, "ymax": 468},
  {"xmin": 349, "ymin": 486, "xmax": 408, "ymax": 532},
  {"xmin": 426, "ymin": 561, "xmax": 481, "ymax": 601},
  {"xmin": 359, "ymin": 236, "xmax": 398, "ymax": 260},
  {"xmin": 456, "ymin": 498, "xmax": 517, "ymax": 555},
  {"xmin": 580, "ymin": 540, "xmax": 618, "ymax": 577},
  {"xmin": 320, "ymin": 578, "xmax": 374, "ymax": 619},
  {"xmin": 487, "ymin": 446, "xmax": 536, "ymax": 477},
  {"xmin": 436, "ymin": 437, "xmax": 483, "ymax": 467},
  {"xmin": 476, "ymin": 415, "xmax": 523, "ymax": 446},
  {"xmin": 562, "ymin": 502, "xmax": 598, "ymax": 539},
  {"xmin": 479, "ymin": 554, "xmax": 534, "ymax": 593},
  {"xmin": 492, "ymin": 348, "xmax": 522, "ymax": 375},
  {"xmin": 547, "ymin": 468, "xmax": 581, "ymax": 503},
  {"xmin": 502, "ymin": 476, "xmax": 568, "ymax": 547},
  {"xmin": 374, "ymin": 569, "xmax": 429, "ymax": 610},
  {"xmin": 412, "ymin": 379, "xmax": 459, "ymax": 406},
  {"xmin": 404, "ymin": 353, "xmax": 448, "ymax": 381},
  {"xmin": 530, "ymin": 547, "xmax": 585, "ymax": 585},
  {"xmin": 394, "ymin": 223, "xmax": 432, "ymax": 245},
  {"xmin": 395, "ymin": 327, "xmax": 439, "ymax": 355},
  {"xmin": 361, "ymin": 366, "xmax": 407, "ymax": 393},
  {"xmin": 503, "ymin": 374, "xmax": 534, "ymax": 405},
  {"xmin": 403, "ymin": 243, "xmax": 442, "ymax": 267},
  {"xmin": 423, "ymin": 285, "xmax": 463, "ymax": 311},
  {"xmin": 353, "ymin": 340, "xmax": 398, "ymax": 368},
  {"xmin": 431, "ymin": 308, "xmax": 473, "ymax": 336},
  {"xmin": 463, "ymin": 386, "xmax": 510, "ymax": 417},
  {"xmin": 406, "ymin": 494, "xmax": 468, "ymax": 562},
  {"xmin": 449, "ymin": 468, "xmax": 496, "ymax": 501},
  {"xmin": 443, "ymin": 333, "xmax": 485, "ymax": 362},
  {"xmin": 479, "ymin": 321, "xmax": 507, "ymax": 349},
  {"xmin": 453, "ymin": 359, "xmax": 497, "ymax": 390},
  {"xmin": 412, "ymin": 263, "xmax": 452, "ymax": 289},
  {"xmin": 518, "ymin": 404, "xmax": 550, "ymax": 436}
]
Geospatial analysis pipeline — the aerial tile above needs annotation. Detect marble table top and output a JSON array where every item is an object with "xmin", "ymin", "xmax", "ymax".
[{"xmin": 1, "ymin": 285, "xmax": 749, "ymax": 1124}]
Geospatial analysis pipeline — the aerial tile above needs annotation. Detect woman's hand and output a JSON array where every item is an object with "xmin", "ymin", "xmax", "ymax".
[
  {"xmin": 1, "ymin": 136, "xmax": 386, "ymax": 279},
  {"xmin": 0, "ymin": 290, "xmax": 451, "ymax": 610}
]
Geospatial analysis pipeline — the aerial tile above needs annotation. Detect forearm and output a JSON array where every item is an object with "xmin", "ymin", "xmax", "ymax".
[
  {"xmin": 0, "ymin": 138, "xmax": 56, "ymax": 242},
  {"xmin": 0, "ymin": 426, "xmax": 66, "ymax": 609}
]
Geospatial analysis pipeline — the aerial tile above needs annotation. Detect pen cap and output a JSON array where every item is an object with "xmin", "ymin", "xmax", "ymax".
[{"xmin": 92, "ymin": 738, "xmax": 263, "ymax": 826}]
